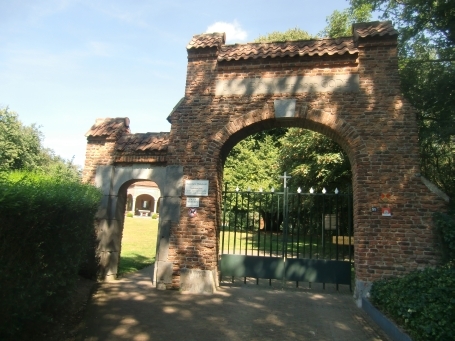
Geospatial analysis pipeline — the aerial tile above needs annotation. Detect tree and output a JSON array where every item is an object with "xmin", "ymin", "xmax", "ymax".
[
  {"xmin": 254, "ymin": 28, "xmax": 314, "ymax": 42},
  {"xmin": 223, "ymin": 133, "xmax": 281, "ymax": 192},
  {"xmin": 279, "ymin": 129, "xmax": 352, "ymax": 192},
  {"xmin": 0, "ymin": 107, "xmax": 80, "ymax": 180},
  {"xmin": 350, "ymin": 0, "xmax": 455, "ymax": 59},
  {"xmin": 318, "ymin": 3, "xmax": 372, "ymax": 38},
  {"xmin": 0, "ymin": 107, "xmax": 42, "ymax": 172},
  {"xmin": 350, "ymin": 0, "xmax": 455, "ymax": 199},
  {"xmin": 223, "ymin": 131, "xmax": 286, "ymax": 232}
]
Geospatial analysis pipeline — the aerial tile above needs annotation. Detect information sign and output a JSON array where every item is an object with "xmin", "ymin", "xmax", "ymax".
[{"xmin": 184, "ymin": 180, "xmax": 209, "ymax": 196}]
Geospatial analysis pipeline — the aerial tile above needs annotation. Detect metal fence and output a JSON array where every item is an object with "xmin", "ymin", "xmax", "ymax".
[{"xmin": 220, "ymin": 184, "xmax": 353, "ymax": 288}]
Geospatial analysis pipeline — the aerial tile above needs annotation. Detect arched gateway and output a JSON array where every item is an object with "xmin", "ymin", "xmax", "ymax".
[{"xmin": 83, "ymin": 21, "xmax": 448, "ymax": 300}]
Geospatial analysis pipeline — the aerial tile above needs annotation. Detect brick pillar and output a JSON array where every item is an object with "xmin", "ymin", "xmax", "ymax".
[
  {"xmin": 165, "ymin": 35, "xmax": 224, "ymax": 292},
  {"xmin": 352, "ymin": 24, "xmax": 447, "ymax": 303}
]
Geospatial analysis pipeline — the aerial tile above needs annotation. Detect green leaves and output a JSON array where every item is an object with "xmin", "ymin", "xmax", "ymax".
[
  {"xmin": 279, "ymin": 129, "xmax": 352, "ymax": 192},
  {"xmin": 0, "ymin": 107, "xmax": 80, "ymax": 179},
  {"xmin": 319, "ymin": 3, "xmax": 372, "ymax": 38},
  {"xmin": 254, "ymin": 28, "xmax": 314, "ymax": 43},
  {"xmin": 0, "ymin": 171, "xmax": 101, "ymax": 339},
  {"xmin": 224, "ymin": 133, "xmax": 281, "ymax": 192},
  {"xmin": 370, "ymin": 266, "xmax": 455, "ymax": 341},
  {"xmin": 224, "ymin": 127, "xmax": 352, "ymax": 194},
  {"xmin": 349, "ymin": 1, "xmax": 455, "ymax": 199},
  {"xmin": 0, "ymin": 108, "xmax": 42, "ymax": 172}
]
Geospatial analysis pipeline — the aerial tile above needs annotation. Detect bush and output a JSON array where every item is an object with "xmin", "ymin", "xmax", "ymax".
[
  {"xmin": 126, "ymin": 212, "xmax": 134, "ymax": 218},
  {"xmin": 370, "ymin": 265, "xmax": 455, "ymax": 341},
  {"xmin": 152, "ymin": 213, "xmax": 158, "ymax": 219},
  {"xmin": 0, "ymin": 171, "xmax": 101, "ymax": 339},
  {"xmin": 434, "ymin": 212, "xmax": 455, "ymax": 263}
]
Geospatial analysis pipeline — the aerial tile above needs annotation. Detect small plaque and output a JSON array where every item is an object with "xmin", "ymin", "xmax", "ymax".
[
  {"xmin": 382, "ymin": 207, "xmax": 392, "ymax": 217},
  {"xmin": 274, "ymin": 99, "xmax": 296, "ymax": 118},
  {"xmin": 186, "ymin": 197, "xmax": 200, "ymax": 207},
  {"xmin": 185, "ymin": 180, "xmax": 209, "ymax": 196}
]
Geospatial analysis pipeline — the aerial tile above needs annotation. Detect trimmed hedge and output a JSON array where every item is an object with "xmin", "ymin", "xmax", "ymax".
[
  {"xmin": 370, "ymin": 265, "xmax": 455, "ymax": 341},
  {"xmin": 370, "ymin": 211, "xmax": 455, "ymax": 341},
  {"xmin": 0, "ymin": 171, "xmax": 101, "ymax": 339}
]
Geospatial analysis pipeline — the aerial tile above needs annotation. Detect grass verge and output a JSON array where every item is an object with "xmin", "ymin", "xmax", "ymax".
[{"xmin": 118, "ymin": 218, "xmax": 159, "ymax": 276}]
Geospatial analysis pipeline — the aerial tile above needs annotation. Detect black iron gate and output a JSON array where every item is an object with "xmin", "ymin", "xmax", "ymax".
[{"xmin": 219, "ymin": 183, "xmax": 353, "ymax": 289}]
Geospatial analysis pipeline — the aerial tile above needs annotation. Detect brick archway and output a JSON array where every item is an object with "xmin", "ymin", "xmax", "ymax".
[{"xmin": 83, "ymin": 21, "xmax": 448, "ymax": 298}]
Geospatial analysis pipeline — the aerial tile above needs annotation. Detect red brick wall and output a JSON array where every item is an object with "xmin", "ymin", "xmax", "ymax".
[
  {"xmin": 82, "ymin": 137, "xmax": 117, "ymax": 184},
  {"xmin": 164, "ymin": 35, "xmax": 447, "ymax": 286},
  {"xmin": 83, "ymin": 30, "xmax": 447, "ymax": 287}
]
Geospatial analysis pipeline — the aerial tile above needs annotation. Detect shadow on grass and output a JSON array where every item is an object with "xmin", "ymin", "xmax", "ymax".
[{"xmin": 118, "ymin": 253, "xmax": 155, "ymax": 276}]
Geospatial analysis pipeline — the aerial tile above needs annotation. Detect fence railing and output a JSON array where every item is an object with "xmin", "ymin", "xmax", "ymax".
[{"xmin": 220, "ymin": 186, "xmax": 353, "ymax": 263}]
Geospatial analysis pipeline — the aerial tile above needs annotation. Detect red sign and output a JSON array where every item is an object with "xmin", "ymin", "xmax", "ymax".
[{"xmin": 382, "ymin": 207, "xmax": 392, "ymax": 216}]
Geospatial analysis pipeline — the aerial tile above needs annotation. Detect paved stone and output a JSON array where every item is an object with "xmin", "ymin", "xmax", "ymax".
[{"xmin": 81, "ymin": 266, "xmax": 391, "ymax": 341}]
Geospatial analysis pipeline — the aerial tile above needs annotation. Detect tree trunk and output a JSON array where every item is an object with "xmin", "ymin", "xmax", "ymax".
[{"xmin": 259, "ymin": 210, "xmax": 283, "ymax": 232}]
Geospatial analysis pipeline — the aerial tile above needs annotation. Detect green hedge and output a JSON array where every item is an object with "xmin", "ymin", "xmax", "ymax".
[
  {"xmin": 434, "ymin": 212, "xmax": 455, "ymax": 263},
  {"xmin": 370, "ymin": 265, "xmax": 455, "ymax": 341},
  {"xmin": 0, "ymin": 171, "xmax": 101, "ymax": 339}
]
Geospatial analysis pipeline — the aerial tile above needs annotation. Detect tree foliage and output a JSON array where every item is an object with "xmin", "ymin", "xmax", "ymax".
[
  {"xmin": 223, "ymin": 133, "xmax": 282, "ymax": 192},
  {"xmin": 319, "ymin": 3, "xmax": 373, "ymax": 38},
  {"xmin": 0, "ymin": 108, "xmax": 42, "ymax": 172},
  {"xmin": 279, "ymin": 129, "xmax": 351, "ymax": 192},
  {"xmin": 351, "ymin": 0, "xmax": 455, "ymax": 59},
  {"xmin": 350, "ymin": 0, "xmax": 455, "ymax": 199},
  {"xmin": 0, "ymin": 107, "xmax": 80, "ymax": 180},
  {"xmin": 254, "ymin": 27, "xmax": 314, "ymax": 42}
]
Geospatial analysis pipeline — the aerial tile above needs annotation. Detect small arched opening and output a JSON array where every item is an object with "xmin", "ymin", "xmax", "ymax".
[{"xmin": 116, "ymin": 178, "xmax": 163, "ymax": 278}]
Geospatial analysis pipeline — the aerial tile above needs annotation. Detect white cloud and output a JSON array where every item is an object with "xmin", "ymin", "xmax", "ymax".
[{"xmin": 206, "ymin": 20, "xmax": 247, "ymax": 43}]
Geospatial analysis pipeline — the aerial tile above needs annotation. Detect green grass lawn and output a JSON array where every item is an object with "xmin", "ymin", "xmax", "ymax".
[{"xmin": 118, "ymin": 218, "xmax": 159, "ymax": 276}]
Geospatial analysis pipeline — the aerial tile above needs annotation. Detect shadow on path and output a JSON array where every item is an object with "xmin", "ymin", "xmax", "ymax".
[{"xmin": 81, "ymin": 266, "xmax": 390, "ymax": 341}]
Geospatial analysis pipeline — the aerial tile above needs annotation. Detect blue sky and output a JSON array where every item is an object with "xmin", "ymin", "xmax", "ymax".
[{"xmin": 0, "ymin": 0, "xmax": 372, "ymax": 167}]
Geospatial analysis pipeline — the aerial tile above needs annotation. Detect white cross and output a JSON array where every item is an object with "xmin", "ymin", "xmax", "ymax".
[{"xmin": 279, "ymin": 171, "xmax": 291, "ymax": 188}]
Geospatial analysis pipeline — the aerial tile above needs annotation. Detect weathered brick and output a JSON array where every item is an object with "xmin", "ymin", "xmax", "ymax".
[{"xmin": 83, "ymin": 22, "xmax": 448, "ymax": 287}]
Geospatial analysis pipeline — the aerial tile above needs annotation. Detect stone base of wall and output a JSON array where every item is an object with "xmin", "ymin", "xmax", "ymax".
[
  {"xmin": 179, "ymin": 269, "xmax": 218, "ymax": 294},
  {"xmin": 354, "ymin": 279, "xmax": 373, "ymax": 307}
]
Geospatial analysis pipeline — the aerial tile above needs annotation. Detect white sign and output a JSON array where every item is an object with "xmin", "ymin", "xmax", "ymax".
[
  {"xmin": 184, "ymin": 180, "xmax": 209, "ymax": 196},
  {"xmin": 186, "ymin": 197, "xmax": 200, "ymax": 207}
]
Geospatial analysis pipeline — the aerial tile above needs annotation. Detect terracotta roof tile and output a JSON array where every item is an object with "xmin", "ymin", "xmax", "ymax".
[
  {"xmin": 115, "ymin": 132, "xmax": 170, "ymax": 152},
  {"xmin": 85, "ymin": 117, "xmax": 130, "ymax": 137},
  {"xmin": 353, "ymin": 21, "xmax": 398, "ymax": 40},
  {"xmin": 218, "ymin": 38, "xmax": 358, "ymax": 61},
  {"xmin": 187, "ymin": 32, "xmax": 226, "ymax": 49}
]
